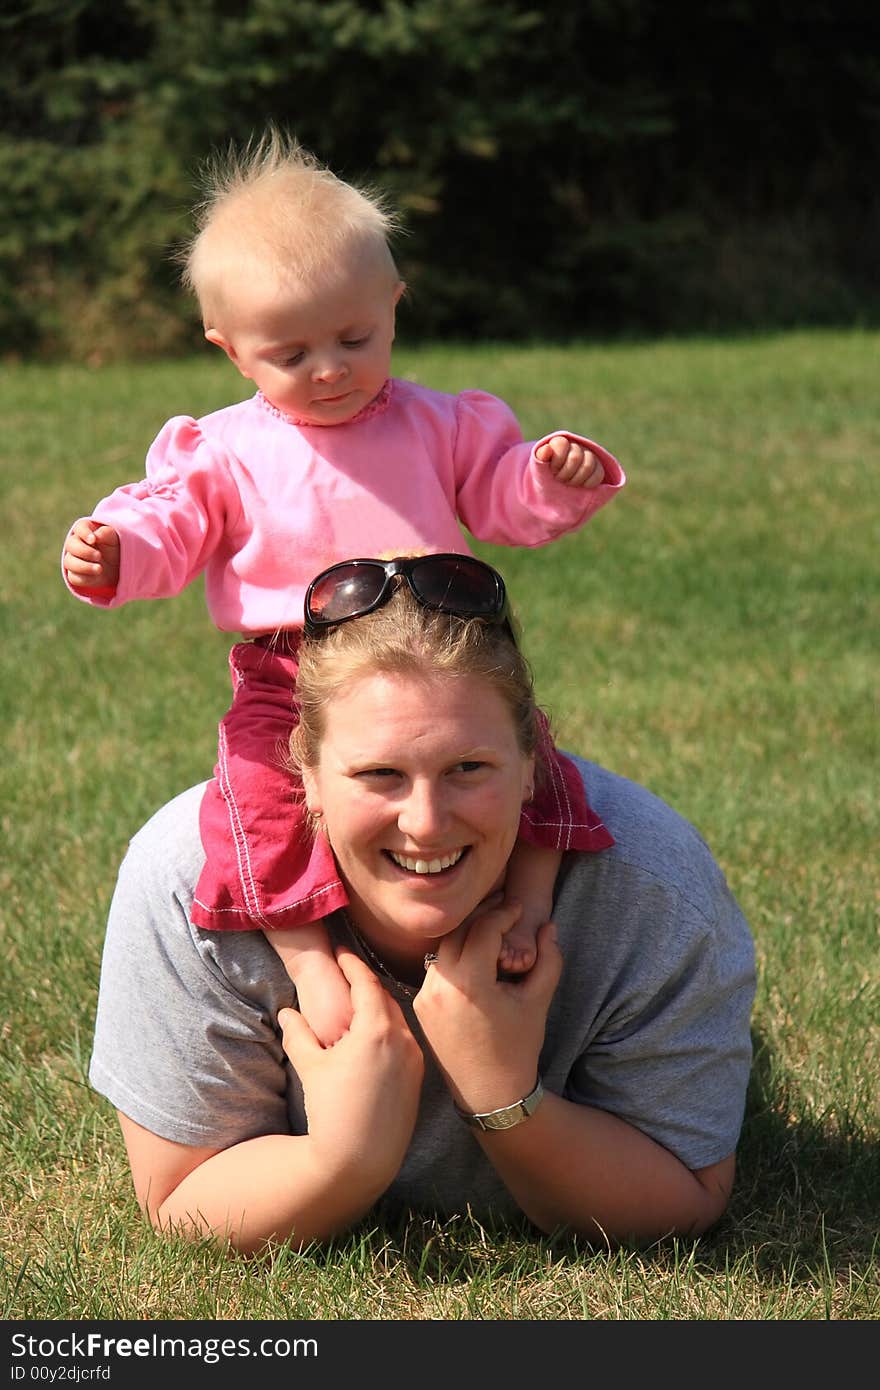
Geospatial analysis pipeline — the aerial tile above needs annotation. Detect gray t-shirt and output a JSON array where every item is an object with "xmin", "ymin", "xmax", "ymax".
[{"xmin": 89, "ymin": 758, "xmax": 755, "ymax": 1222}]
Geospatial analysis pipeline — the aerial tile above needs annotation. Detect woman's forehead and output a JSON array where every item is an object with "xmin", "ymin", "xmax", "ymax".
[{"xmin": 320, "ymin": 670, "xmax": 519, "ymax": 757}]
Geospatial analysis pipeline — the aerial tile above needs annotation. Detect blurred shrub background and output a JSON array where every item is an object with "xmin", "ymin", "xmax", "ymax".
[{"xmin": 2, "ymin": 0, "xmax": 878, "ymax": 360}]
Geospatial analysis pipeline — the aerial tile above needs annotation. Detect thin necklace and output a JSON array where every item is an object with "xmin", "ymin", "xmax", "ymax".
[{"xmin": 340, "ymin": 910, "xmax": 422, "ymax": 999}]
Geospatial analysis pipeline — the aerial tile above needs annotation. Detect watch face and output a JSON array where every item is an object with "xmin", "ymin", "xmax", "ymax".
[
  {"xmin": 458, "ymin": 1079, "xmax": 544, "ymax": 1129},
  {"xmin": 480, "ymin": 1103, "xmax": 526, "ymax": 1130}
]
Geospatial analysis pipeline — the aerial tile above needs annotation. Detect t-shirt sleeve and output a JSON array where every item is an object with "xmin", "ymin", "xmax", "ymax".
[
  {"xmin": 89, "ymin": 785, "xmax": 296, "ymax": 1148},
  {"xmin": 555, "ymin": 823, "xmax": 755, "ymax": 1172}
]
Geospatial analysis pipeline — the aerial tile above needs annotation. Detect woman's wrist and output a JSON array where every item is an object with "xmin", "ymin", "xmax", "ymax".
[
  {"xmin": 304, "ymin": 1131, "xmax": 402, "ymax": 1210},
  {"xmin": 443, "ymin": 1062, "xmax": 542, "ymax": 1120},
  {"xmin": 302, "ymin": 1082, "xmax": 423, "ymax": 1198},
  {"xmin": 455, "ymin": 1076, "xmax": 545, "ymax": 1130}
]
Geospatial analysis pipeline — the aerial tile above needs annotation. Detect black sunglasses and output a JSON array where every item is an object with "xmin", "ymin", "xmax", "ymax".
[{"xmin": 303, "ymin": 553, "xmax": 514, "ymax": 638}]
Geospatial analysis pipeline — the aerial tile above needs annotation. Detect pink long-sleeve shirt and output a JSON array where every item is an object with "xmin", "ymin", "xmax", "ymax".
[{"xmin": 66, "ymin": 378, "xmax": 624, "ymax": 634}]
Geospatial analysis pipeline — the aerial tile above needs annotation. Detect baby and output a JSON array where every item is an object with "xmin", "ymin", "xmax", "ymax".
[{"xmin": 63, "ymin": 130, "xmax": 624, "ymax": 1045}]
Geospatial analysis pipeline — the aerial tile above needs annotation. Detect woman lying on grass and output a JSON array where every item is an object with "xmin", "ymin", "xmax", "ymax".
[{"xmin": 89, "ymin": 555, "xmax": 755, "ymax": 1252}]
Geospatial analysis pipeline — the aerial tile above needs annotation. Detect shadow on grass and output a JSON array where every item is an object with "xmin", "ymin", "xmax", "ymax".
[
  {"xmin": 324, "ymin": 1025, "xmax": 879, "ymax": 1289},
  {"xmin": 716, "ymin": 1026, "xmax": 879, "ymax": 1274}
]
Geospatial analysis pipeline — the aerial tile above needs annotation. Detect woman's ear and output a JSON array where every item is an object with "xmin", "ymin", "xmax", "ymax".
[
  {"xmin": 301, "ymin": 766, "xmax": 323, "ymax": 818},
  {"xmin": 521, "ymin": 754, "xmax": 536, "ymax": 804}
]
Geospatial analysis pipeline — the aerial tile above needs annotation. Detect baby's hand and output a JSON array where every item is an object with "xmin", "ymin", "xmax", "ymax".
[
  {"xmin": 63, "ymin": 519, "xmax": 121, "ymax": 590},
  {"xmin": 535, "ymin": 435, "xmax": 605, "ymax": 489}
]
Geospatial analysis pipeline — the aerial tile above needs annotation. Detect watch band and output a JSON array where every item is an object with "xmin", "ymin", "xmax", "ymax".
[{"xmin": 455, "ymin": 1077, "xmax": 545, "ymax": 1131}]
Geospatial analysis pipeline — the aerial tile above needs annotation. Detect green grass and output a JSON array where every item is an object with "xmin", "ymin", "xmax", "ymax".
[{"xmin": 1, "ymin": 330, "xmax": 877, "ymax": 1320}]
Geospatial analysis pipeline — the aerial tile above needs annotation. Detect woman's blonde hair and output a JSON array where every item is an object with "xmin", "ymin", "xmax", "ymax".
[
  {"xmin": 178, "ymin": 126, "xmax": 401, "ymax": 326},
  {"xmin": 289, "ymin": 584, "xmax": 543, "ymax": 779}
]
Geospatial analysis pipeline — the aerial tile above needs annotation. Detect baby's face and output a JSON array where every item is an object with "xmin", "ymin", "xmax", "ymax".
[{"xmin": 209, "ymin": 252, "xmax": 403, "ymax": 426}]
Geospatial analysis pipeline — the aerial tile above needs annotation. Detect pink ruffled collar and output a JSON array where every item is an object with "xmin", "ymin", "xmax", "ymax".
[{"xmin": 256, "ymin": 379, "xmax": 393, "ymax": 428}]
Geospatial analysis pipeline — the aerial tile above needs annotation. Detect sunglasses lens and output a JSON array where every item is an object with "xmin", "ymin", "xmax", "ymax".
[
  {"xmin": 306, "ymin": 555, "xmax": 507, "ymax": 633},
  {"xmin": 410, "ymin": 556, "xmax": 501, "ymax": 616},
  {"xmin": 308, "ymin": 566, "xmax": 386, "ymax": 624}
]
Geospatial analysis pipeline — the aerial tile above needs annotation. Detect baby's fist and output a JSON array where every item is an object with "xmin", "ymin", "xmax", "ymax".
[
  {"xmin": 535, "ymin": 435, "xmax": 604, "ymax": 489},
  {"xmin": 64, "ymin": 518, "xmax": 121, "ymax": 590}
]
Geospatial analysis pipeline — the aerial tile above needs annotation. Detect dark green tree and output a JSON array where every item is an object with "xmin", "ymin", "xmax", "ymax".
[{"xmin": 1, "ymin": 0, "xmax": 877, "ymax": 357}]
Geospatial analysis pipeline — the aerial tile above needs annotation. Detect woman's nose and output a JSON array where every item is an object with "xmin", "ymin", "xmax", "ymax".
[{"xmin": 397, "ymin": 781, "xmax": 448, "ymax": 841}]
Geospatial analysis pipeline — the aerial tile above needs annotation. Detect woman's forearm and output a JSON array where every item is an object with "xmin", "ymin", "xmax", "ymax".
[
  {"xmin": 470, "ymin": 1093, "xmax": 735, "ymax": 1243},
  {"xmin": 155, "ymin": 1133, "xmax": 393, "ymax": 1254}
]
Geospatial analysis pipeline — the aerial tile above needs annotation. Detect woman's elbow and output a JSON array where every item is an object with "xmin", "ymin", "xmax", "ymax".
[
  {"xmin": 149, "ymin": 1198, "xmax": 306, "ymax": 1256},
  {"xmin": 521, "ymin": 1152, "xmax": 737, "ymax": 1246},
  {"xmin": 684, "ymin": 1153, "xmax": 737, "ymax": 1235}
]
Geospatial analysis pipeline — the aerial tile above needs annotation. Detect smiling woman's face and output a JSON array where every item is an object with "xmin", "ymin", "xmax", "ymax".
[{"xmin": 301, "ymin": 670, "xmax": 535, "ymax": 972}]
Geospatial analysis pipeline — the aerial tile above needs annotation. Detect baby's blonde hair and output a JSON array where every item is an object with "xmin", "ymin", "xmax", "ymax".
[{"xmin": 179, "ymin": 127, "xmax": 401, "ymax": 327}]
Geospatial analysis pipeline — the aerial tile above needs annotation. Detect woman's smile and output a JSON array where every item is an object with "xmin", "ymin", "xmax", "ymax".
[{"xmin": 386, "ymin": 847, "xmax": 467, "ymax": 875}]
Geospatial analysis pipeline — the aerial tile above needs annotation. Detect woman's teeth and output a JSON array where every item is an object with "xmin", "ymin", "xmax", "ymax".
[{"xmin": 389, "ymin": 849, "xmax": 464, "ymax": 875}]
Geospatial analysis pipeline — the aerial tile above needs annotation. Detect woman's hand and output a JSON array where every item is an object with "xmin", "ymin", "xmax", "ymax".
[
  {"xmin": 413, "ymin": 899, "xmax": 562, "ymax": 1116},
  {"xmin": 120, "ymin": 948, "xmax": 424, "ymax": 1254},
  {"xmin": 279, "ymin": 945, "xmax": 424, "ymax": 1194}
]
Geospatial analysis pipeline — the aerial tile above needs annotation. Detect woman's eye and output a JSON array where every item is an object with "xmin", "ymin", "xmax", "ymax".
[
  {"xmin": 359, "ymin": 767, "xmax": 398, "ymax": 780},
  {"xmin": 454, "ymin": 761, "xmax": 484, "ymax": 774}
]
